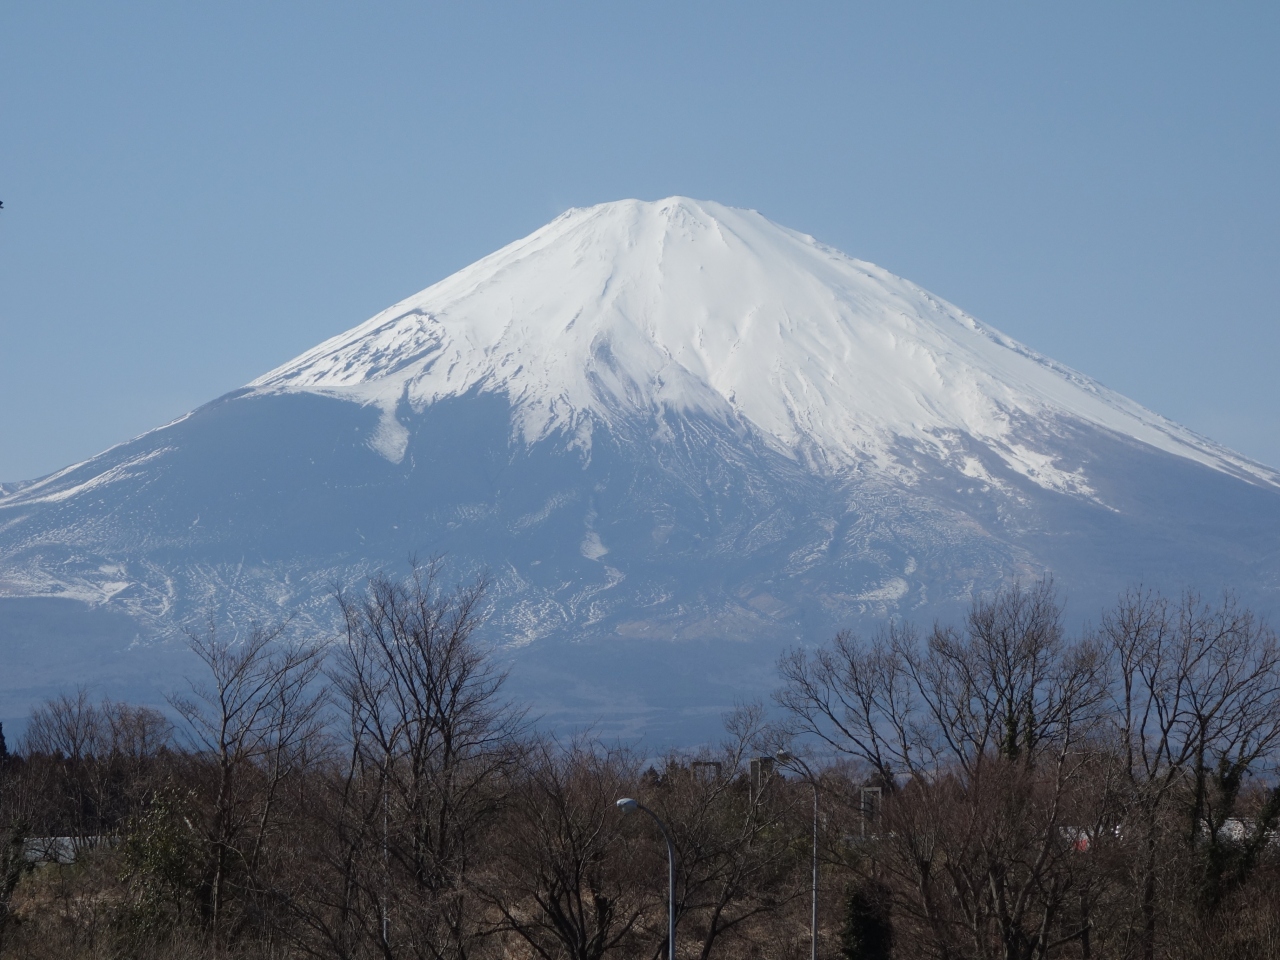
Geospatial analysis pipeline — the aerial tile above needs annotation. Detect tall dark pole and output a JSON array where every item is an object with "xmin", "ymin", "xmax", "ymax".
[
  {"xmin": 617, "ymin": 798, "xmax": 676, "ymax": 960},
  {"xmin": 809, "ymin": 778, "xmax": 818, "ymax": 960}
]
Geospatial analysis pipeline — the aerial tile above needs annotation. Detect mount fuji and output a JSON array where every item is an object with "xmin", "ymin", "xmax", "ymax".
[{"xmin": 4, "ymin": 198, "xmax": 1280, "ymax": 739}]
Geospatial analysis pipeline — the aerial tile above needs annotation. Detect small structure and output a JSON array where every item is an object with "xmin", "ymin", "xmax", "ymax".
[{"xmin": 749, "ymin": 756, "xmax": 775, "ymax": 798}]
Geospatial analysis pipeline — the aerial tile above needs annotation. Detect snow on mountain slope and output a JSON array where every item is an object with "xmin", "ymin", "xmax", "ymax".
[{"xmin": 252, "ymin": 197, "xmax": 1279, "ymax": 493}]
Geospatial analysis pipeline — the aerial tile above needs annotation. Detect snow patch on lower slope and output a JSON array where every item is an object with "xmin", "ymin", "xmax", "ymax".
[{"xmin": 368, "ymin": 398, "xmax": 410, "ymax": 463}]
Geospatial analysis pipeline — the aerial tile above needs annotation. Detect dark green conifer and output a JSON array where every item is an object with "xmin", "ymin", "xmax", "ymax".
[{"xmin": 840, "ymin": 882, "xmax": 893, "ymax": 960}]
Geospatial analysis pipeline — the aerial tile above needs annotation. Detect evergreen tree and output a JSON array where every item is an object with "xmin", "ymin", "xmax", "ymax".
[{"xmin": 840, "ymin": 882, "xmax": 893, "ymax": 960}]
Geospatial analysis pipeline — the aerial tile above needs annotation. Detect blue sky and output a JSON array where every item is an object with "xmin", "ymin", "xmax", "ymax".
[{"xmin": 2, "ymin": 2, "xmax": 1277, "ymax": 481}]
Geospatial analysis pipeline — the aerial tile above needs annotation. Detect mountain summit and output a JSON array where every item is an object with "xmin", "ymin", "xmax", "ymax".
[
  {"xmin": 3, "ymin": 198, "xmax": 1279, "ymax": 738},
  {"xmin": 254, "ymin": 198, "xmax": 1274, "ymax": 493}
]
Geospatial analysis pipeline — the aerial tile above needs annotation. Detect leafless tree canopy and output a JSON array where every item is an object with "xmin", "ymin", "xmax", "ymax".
[
  {"xmin": 775, "ymin": 580, "xmax": 1280, "ymax": 960},
  {"xmin": 4, "ymin": 577, "xmax": 1280, "ymax": 960}
]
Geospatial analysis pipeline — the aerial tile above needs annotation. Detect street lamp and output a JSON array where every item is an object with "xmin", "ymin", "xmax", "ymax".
[
  {"xmin": 617, "ymin": 797, "xmax": 677, "ymax": 960},
  {"xmin": 770, "ymin": 752, "xmax": 819, "ymax": 960}
]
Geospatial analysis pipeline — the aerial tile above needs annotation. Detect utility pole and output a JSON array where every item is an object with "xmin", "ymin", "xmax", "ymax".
[{"xmin": 617, "ymin": 797, "xmax": 677, "ymax": 960}]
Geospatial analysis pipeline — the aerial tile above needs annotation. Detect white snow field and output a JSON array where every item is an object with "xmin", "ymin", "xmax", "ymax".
[{"xmin": 254, "ymin": 198, "xmax": 1277, "ymax": 492}]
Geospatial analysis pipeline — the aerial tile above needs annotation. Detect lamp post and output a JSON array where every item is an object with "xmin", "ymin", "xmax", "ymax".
[
  {"xmin": 772, "ymin": 752, "xmax": 819, "ymax": 960},
  {"xmin": 617, "ymin": 797, "xmax": 676, "ymax": 960}
]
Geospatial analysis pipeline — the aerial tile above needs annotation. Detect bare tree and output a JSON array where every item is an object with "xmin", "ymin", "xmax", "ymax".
[
  {"xmin": 170, "ymin": 619, "xmax": 327, "ymax": 931},
  {"xmin": 775, "ymin": 621, "xmax": 920, "ymax": 788},
  {"xmin": 324, "ymin": 563, "xmax": 524, "ymax": 960},
  {"xmin": 478, "ymin": 736, "xmax": 648, "ymax": 960},
  {"xmin": 22, "ymin": 688, "xmax": 102, "ymax": 761},
  {"xmin": 654, "ymin": 703, "xmax": 807, "ymax": 960},
  {"xmin": 21, "ymin": 691, "xmax": 173, "ymax": 841},
  {"xmin": 776, "ymin": 581, "xmax": 1108, "ymax": 960},
  {"xmin": 1101, "ymin": 588, "xmax": 1280, "ymax": 959},
  {"xmin": 21, "ymin": 688, "xmax": 104, "ymax": 841}
]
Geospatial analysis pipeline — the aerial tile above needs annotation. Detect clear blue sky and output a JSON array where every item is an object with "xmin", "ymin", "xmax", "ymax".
[{"xmin": 2, "ymin": 2, "xmax": 1277, "ymax": 481}]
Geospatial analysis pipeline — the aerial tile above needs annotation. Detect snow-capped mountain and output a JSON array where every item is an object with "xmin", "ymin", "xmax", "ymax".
[
  {"xmin": 3, "ymin": 198, "xmax": 1280, "ymax": 740},
  {"xmin": 253, "ymin": 199, "xmax": 1274, "ymax": 493}
]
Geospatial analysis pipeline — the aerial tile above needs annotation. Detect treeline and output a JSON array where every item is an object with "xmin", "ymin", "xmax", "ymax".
[{"xmin": 2, "ymin": 572, "xmax": 1280, "ymax": 960}]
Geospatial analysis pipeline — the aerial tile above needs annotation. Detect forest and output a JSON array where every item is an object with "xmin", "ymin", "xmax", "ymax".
[{"xmin": 2, "ymin": 570, "xmax": 1280, "ymax": 960}]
